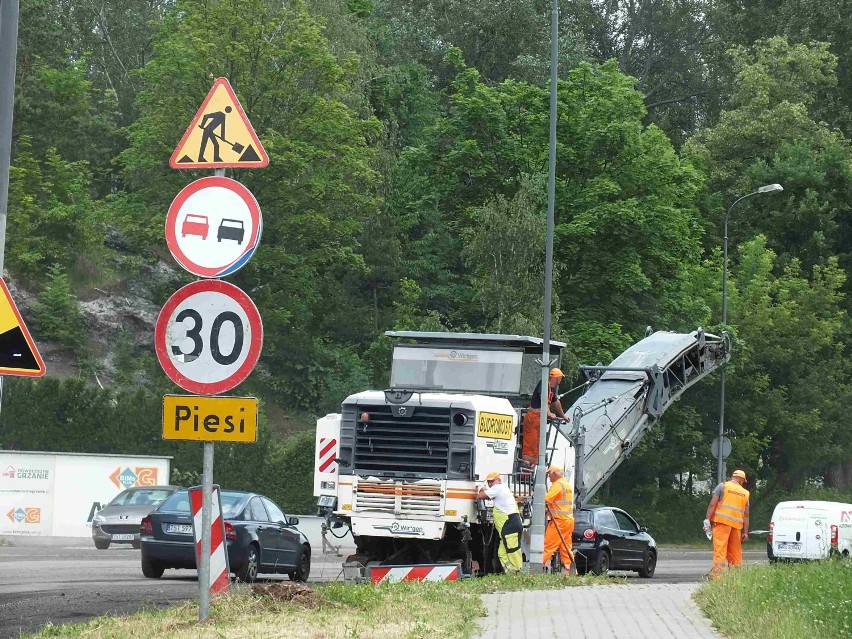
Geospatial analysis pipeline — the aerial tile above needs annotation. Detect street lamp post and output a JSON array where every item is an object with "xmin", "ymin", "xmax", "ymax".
[{"xmin": 717, "ymin": 183, "xmax": 783, "ymax": 484}]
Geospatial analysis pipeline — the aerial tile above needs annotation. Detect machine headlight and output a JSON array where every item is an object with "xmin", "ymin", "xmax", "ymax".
[
  {"xmin": 320, "ymin": 481, "xmax": 336, "ymax": 490},
  {"xmin": 317, "ymin": 495, "xmax": 336, "ymax": 508}
]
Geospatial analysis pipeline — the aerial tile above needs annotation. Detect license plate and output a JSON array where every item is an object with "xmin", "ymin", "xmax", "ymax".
[
  {"xmin": 166, "ymin": 523, "xmax": 193, "ymax": 535},
  {"xmin": 777, "ymin": 542, "xmax": 801, "ymax": 551},
  {"xmin": 111, "ymin": 534, "xmax": 134, "ymax": 541}
]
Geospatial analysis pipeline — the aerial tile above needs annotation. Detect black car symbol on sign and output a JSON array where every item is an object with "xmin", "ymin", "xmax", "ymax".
[{"xmin": 217, "ymin": 218, "xmax": 245, "ymax": 244}]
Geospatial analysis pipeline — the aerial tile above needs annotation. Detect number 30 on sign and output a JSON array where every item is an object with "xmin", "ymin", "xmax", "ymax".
[{"xmin": 155, "ymin": 280, "xmax": 263, "ymax": 395}]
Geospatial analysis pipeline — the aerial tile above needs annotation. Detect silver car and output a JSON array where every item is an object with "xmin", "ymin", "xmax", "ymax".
[{"xmin": 92, "ymin": 486, "xmax": 181, "ymax": 549}]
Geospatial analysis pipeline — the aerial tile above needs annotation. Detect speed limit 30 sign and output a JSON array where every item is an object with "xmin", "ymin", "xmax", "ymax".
[{"xmin": 155, "ymin": 280, "xmax": 263, "ymax": 395}]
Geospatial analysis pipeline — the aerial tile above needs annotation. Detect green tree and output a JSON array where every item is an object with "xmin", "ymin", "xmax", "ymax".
[
  {"xmin": 465, "ymin": 176, "xmax": 565, "ymax": 335},
  {"xmin": 7, "ymin": 138, "xmax": 107, "ymax": 278},
  {"xmin": 120, "ymin": 0, "xmax": 383, "ymax": 410},
  {"xmin": 391, "ymin": 58, "xmax": 704, "ymax": 361},
  {"xmin": 29, "ymin": 264, "xmax": 88, "ymax": 350}
]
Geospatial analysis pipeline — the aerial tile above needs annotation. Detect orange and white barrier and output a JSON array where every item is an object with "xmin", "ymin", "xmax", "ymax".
[
  {"xmin": 368, "ymin": 563, "xmax": 461, "ymax": 584},
  {"xmin": 189, "ymin": 485, "xmax": 230, "ymax": 595}
]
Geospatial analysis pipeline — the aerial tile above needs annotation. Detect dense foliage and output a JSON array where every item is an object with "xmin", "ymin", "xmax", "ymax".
[{"xmin": 3, "ymin": 0, "xmax": 851, "ymax": 519}]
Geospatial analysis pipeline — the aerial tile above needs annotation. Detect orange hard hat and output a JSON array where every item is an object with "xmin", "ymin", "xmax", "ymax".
[
  {"xmin": 732, "ymin": 469, "xmax": 747, "ymax": 481},
  {"xmin": 486, "ymin": 472, "xmax": 500, "ymax": 481},
  {"xmin": 549, "ymin": 368, "xmax": 564, "ymax": 378}
]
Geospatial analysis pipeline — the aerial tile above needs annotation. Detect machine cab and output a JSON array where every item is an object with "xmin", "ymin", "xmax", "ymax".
[{"xmin": 386, "ymin": 331, "xmax": 567, "ymax": 407}]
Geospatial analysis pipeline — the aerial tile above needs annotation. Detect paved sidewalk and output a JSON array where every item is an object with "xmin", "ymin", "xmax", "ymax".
[{"xmin": 477, "ymin": 583, "xmax": 720, "ymax": 639}]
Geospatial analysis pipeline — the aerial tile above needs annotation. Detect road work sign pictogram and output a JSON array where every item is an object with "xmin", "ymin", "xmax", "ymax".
[
  {"xmin": 0, "ymin": 279, "xmax": 45, "ymax": 377},
  {"xmin": 169, "ymin": 78, "xmax": 269, "ymax": 169},
  {"xmin": 155, "ymin": 280, "xmax": 263, "ymax": 395},
  {"xmin": 165, "ymin": 176, "xmax": 262, "ymax": 278}
]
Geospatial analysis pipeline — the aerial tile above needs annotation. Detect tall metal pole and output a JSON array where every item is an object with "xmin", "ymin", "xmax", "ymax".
[
  {"xmin": 198, "ymin": 442, "xmax": 214, "ymax": 621},
  {"xmin": 199, "ymin": 166, "xmax": 227, "ymax": 621},
  {"xmin": 716, "ymin": 184, "xmax": 782, "ymax": 484},
  {"xmin": 0, "ymin": 0, "xmax": 21, "ymax": 424},
  {"xmin": 530, "ymin": 0, "xmax": 559, "ymax": 572},
  {"xmin": 716, "ymin": 214, "xmax": 729, "ymax": 485},
  {"xmin": 0, "ymin": 0, "xmax": 21, "ymax": 277}
]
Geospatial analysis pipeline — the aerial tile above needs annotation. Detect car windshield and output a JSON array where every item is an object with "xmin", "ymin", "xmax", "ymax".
[
  {"xmin": 158, "ymin": 490, "xmax": 247, "ymax": 518},
  {"xmin": 390, "ymin": 345, "xmax": 524, "ymax": 394},
  {"xmin": 109, "ymin": 488, "xmax": 175, "ymax": 507}
]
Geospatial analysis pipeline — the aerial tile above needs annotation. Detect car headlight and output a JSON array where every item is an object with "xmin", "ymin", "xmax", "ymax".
[{"xmin": 93, "ymin": 515, "xmax": 106, "ymax": 524}]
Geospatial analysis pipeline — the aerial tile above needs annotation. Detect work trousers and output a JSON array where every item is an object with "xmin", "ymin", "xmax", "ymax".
[
  {"xmin": 494, "ymin": 509, "xmax": 523, "ymax": 572},
  {"xmin": 521, "ymin": 410, "xmax": 542, "ymax": 464},
  {"xmin": 710, "ymin": 522, "xmax": 742, "ymax": 579},
  {"xmin": 543, "ymin": 516, "xmax": 574, "ymax": 571}
]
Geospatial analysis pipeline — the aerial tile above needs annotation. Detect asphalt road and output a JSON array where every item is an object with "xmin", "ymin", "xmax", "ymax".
[{"xmin": 0, "ymin": 538, "xmax": 767, "ymax": 639}]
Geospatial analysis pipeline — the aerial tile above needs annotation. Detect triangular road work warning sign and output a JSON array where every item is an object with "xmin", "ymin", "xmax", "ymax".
[
  {"xmin": 0, "ymin": 280, "xmax": 45, "ymax": 377},
  {"xmin": 169, "ymin": 78, "xmax": 269, "ymax": 170}
]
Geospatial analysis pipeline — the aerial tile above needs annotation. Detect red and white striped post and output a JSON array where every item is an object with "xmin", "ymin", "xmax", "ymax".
[{"xmin": 189, "ymin": 485, "xmax": 230, "ymax": 599}]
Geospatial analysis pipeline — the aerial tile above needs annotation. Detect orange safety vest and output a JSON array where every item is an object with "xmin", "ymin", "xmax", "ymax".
[
  {"xmin": 712, "ymin": 481, "xmax": 750, "ymax": 530},
  {"xmin": 545, "ymin": 477, "xmax": 574, "ymax": 520}
]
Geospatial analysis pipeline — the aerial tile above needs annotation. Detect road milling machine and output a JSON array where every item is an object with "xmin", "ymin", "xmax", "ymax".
[{"xmin": 314, "ymin": 329, "xmax": 730, "ymax": 578}]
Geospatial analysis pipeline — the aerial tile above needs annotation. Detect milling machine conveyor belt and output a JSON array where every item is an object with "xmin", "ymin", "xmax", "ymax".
[{"xmin": 562, "ymin": 329, "xmax": 730, "ymax": 507}]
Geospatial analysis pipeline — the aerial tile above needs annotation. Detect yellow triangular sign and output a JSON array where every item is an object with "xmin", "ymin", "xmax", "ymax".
[
  {"xmin": 0, "ymin": 279, "xmax": 45, "ymax": 377},
  {"xmin": 169, "ymin": 78, "xmax": 269, "ymax": 169}
]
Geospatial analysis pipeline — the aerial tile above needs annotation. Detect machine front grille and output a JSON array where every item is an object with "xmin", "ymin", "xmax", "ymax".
[
  {"xmin": 353, "ymin": 404, "xmax": 450, "ymax": 476},
  {"xmin": 354, "ymin": 478, "xmax": 443, "ymax": 516}
]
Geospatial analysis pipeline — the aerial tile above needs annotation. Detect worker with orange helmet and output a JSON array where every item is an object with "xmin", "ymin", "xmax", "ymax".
[
  {"xmin": 705, "ymin": 469, "xmax": 751, "ymax": 579},
  {"xmin": 477, "ymin": 472, "xmax": 523, "ymax": 573},
  {"xmin": 542, "ymin": 465, "xmax": 574, "ymax": 574},
  {"xmin": 521, "ymin": 368, "xmax": 568, "ymax": 465}
]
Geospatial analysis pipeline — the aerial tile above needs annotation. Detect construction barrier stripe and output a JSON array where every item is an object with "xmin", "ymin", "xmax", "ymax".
[
  {"xmin": 319, "ymin": 437, "xmax": 338, "ymax": 473},
  {"xmin": 189, "ymin": 486, "xmax": 230, "ymax": 596},
  {"xmin": 369, "ymin": 564, "xmax": 460, "ymax": 584},
  {"xmin": 319, "ymin": 438, "xmax": 336, "ymax": 459}
]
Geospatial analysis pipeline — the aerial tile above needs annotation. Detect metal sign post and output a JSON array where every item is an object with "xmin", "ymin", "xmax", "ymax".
[
  {"xmin": 160, "ymin": 93, "xmax": 267, "ymax": 622},
  {"xmin": 198, "ymin": 442, "xmax": 214, "ymax": 620}
]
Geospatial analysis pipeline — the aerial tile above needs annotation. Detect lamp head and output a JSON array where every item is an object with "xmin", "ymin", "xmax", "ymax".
[{"xmin": 757, "ymin": 183, "xmax": 783, "ymax": 194}]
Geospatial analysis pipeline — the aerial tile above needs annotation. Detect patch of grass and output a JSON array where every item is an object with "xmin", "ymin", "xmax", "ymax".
[
  {"xmin": 24, "ymin": 573, "xmax": 616, "ymax": 638},
  {"xmin": 694, "ymin": 559, "xmax": 852, "ymax": 639}
]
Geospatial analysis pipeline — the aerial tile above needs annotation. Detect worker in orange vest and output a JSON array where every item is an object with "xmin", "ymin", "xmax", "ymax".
[
  {"xmin": 542, "ymin": 465, "xmax": 574, "ymax": 574},
  {"xmin": 521, "ymin": 369, "xmax": 568, "ymax": 465},
  {"xmin": 705, "ymin": 469, "xmax": 750, "ymax": 579}
]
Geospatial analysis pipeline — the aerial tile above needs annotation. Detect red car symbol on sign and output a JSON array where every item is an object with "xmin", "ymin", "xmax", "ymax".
[{"xmin": 181, "ymin": 214, "xmax": 210, "ymax": 240}]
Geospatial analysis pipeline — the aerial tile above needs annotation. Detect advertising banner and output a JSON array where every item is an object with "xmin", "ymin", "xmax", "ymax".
[
  {"xmin": 0, "ymin": 454, "xmax": 55, "ymax": 536},
  {"xmin": 0, "ymin": 452, "xmax": 170, "ymax": 538}
]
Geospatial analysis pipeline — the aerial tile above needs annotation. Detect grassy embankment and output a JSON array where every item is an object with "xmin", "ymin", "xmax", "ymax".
[
  {"xmin": 27, "ymin": 573, "xmax": 616, "ymax": 639},
  {"xmin": 695, "ymin": 559, "xmax": 852, "ymax": 639}
]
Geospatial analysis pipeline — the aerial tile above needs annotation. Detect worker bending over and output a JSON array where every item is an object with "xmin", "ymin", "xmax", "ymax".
[
  {"xmin": 521, "ymin": 368, "xmax": 568, "ymax": 465},
  {"xmin": 542, "ymin": 465, "xmax": 574, "ymax": 574},
  {"xmin": 478, "ymin": 472, "xmax": 523, "ymax": 573},
  {"xmin": 705, "ymin": 469, "xmax": 750, "ymax": 579}
]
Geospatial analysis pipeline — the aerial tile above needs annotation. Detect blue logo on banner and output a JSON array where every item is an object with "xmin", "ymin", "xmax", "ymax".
[{"xmin": 118, "ymin": 468, "xmax": 138, "ymax": 488}]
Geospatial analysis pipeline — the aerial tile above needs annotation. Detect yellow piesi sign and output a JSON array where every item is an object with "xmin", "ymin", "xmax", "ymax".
[
  {"xmin": 162, "ymin": 395, "xmax": 258, "ymax": 443},
  {"xmin": 476, "ymin": 412, "xmax": 514, "ymax": 440}
]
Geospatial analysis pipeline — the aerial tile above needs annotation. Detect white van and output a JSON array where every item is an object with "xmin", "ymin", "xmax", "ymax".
[{"xmin": 768, "ymin": 500, "xmax": 852, "ymax": 561}]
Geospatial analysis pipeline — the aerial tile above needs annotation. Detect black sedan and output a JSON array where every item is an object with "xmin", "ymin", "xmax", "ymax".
[
  {"xmin": 140, "ymin": 489, "xmax": 311, "ymax": 583},
  {"xmin": 571, "ymin": 506, "xmax": 657, "ymax": 577}
]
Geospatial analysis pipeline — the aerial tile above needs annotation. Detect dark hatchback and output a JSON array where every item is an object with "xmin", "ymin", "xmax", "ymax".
[
  {"xmin": 571, "ymin": 506, "xmax": 657, "ymax": 577},
  {"xmin": 140, "ymin": 489, "xmax": 311, "ymax": 583}
]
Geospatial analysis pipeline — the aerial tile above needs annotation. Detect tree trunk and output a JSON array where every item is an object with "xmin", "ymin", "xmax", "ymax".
[{"xmin": 825, "ymin": 460, "xmax": 852, "ymax": 490}]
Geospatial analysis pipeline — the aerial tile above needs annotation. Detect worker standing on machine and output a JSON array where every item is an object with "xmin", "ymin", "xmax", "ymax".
[{"xmin": 521, "ymin": 368, "xmax": 568, "ymax": 466}]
